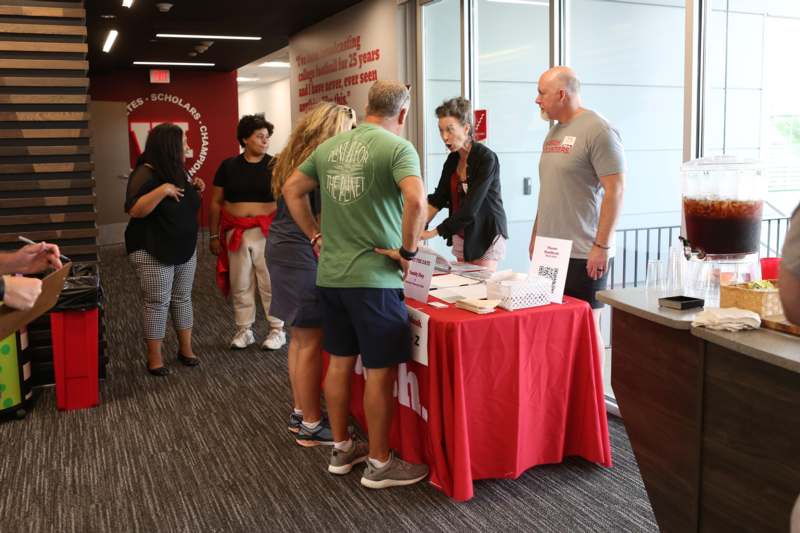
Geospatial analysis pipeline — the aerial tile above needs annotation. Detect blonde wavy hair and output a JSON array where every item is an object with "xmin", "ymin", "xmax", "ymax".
[{"xmin": 271, "ymin": 101, "xmax": 356, "ymax": 198}]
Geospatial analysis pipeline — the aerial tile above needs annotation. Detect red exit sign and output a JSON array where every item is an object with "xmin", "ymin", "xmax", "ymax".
[
  {"xmin": 149, "ymin": 69, "xmax": 170, "ymax": 84},
  {"xmin": 474, "ymin": 109, "xmax": 487, "ymax": 141}
]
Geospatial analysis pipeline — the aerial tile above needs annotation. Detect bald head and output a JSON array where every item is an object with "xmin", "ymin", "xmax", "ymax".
[
  {"xmin": 541, "ymin": 66, "xmax": 581, "ymax": 95},
  {"xmin": 536, "ymin": 66, "xmax": 583, "ymax": 123}
]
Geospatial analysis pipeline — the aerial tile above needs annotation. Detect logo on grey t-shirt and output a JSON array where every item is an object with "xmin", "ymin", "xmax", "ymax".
[{"xmin": 326, "ymin": 140, "xmax": 370, "ymax": 205}]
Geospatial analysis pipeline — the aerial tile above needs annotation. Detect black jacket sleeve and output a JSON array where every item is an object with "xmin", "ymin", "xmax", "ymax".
[
  {"xmin": 435, "ymin": 148, "xmax": 499, "ymax": 240},
  {"xmin": 427, "ymin": 153, "xmax": 456, "ymax": 210}
]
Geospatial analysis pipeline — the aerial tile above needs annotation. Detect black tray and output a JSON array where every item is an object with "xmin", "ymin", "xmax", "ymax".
[{"xmin": 658, "ymin": 295, "xmax": 704, "ymax": 310}]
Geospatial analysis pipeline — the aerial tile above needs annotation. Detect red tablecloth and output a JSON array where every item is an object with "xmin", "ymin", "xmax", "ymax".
[{"xmin": 345, "ymin": 295, "xmax": 611, "ymax": 501}]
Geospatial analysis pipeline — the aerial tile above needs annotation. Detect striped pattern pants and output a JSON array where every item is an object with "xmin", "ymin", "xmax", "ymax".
[{"xmin": 129, "ymin": 249, "xmax": 196, "ymax": 340}]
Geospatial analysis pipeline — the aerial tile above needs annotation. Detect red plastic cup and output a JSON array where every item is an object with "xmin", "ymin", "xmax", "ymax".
[{"xmin": 760, "ymin": 257, "xmax": 782, "ymax": 280}]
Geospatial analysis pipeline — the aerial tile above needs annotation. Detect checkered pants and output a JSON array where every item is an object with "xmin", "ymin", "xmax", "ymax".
[{"xmin": 129, "ymin": 249, "xmax": 196, "ymax": 340}]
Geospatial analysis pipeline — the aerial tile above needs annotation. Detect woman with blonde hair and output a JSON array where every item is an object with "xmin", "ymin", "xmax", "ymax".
[{"xmin": 267, "ymin": 101, "xmax": 356, "ymax": 446}]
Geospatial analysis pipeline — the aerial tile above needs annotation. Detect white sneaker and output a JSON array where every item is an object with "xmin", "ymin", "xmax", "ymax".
[
  {"xmin": 230, "ymin": 328, "xmax": 255, "ymax": 349},
  {"xmin": 262, "ymin": 328, "xmax": 286, "ymax": 350}
]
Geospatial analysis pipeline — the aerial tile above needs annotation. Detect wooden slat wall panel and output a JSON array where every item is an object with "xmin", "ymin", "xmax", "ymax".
[
  {"xmin": 0, "ymin": 161, "xmax": 93, "ymax": 173},
  {"xmin": 0, "ymin": 6, "xmax": 85, "ymax": 17},
  {"xmin": 0, "ymin": 177, "xmax": 94, "ymax": 190},
  {"xmin": 1, "ymin": 195, "xmax": 95, "ymax": 208},
  {"xmin": 0, "ymin": 145, "xmax": 91, "ymax": 156},
  {"xmin": 0, "ymin": 128, "xmax": 89, "ymax": 138},
  {"xmin": 0, "ymin": 111, "xmax": 89, "ymax": 120},
  {"xmin": 0, "ymin": 41, "xmax": 87, "ymax": 53},
  {"xmin": 0, "ymin": 1, "xmax": 95, "ymax": 261},
  {"xmin": 0, "ymin": 211, "xmax": 96, "ymax": 225},
  {"xmin": 0, "ymin": 227, "xmax": 96, "ymax": 242},
  {"xmin": 0, "ymin": 94, "xmax": 88, "ymax": 104},
  {"xmin": 0, "ymin": 23, "xmax": 86, "ymax": 36},
  {"xmin": 60, "ymin": 244, "xmax": 97, "ymax": 257},
  {"xmin": 0, "ymin": 59, "xmax": 89, "ymax": 70},
  {"xmin": 0, "ymin": 77, "xmax": 89, "ymax": 87}
]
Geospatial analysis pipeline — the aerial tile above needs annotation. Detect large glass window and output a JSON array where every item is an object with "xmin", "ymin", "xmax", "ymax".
[
  {"xmin": 704, "ymin": 0, "xmax": 800, "ymax": 251},
  {"xmin": 566, "ymin": 0, "xmax": 686, "ymax": 398},
  {"xmin": 474, "ymin": 0, "xmax": 550, "ymax": 273},
  {"xmin": 568, "ymin": 0, "xmax": 687, "ymax": 232},
  {"xmin": 421, "ymin": 0, "xmax": 462, "ymax": 258}
]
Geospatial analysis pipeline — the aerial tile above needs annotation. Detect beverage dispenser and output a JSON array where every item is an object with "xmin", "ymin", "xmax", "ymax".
[
  {"xmin": 681, "ymin": 156, "xmax": 765, "ymax": 301},
  {"xmin": 681, "ymin": 156, "xmax": 765, "ymax": 258}
]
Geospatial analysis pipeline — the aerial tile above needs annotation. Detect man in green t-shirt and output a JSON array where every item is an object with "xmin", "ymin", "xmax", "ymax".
[{"xmin": 283, "ymin": 81, "xmax": 429, "ymax": 489}]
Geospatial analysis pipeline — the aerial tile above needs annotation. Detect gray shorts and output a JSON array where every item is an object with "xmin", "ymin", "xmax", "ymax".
[{"xmin": 266, "ymin": 263, "xmax": 321, "ymax": 328}]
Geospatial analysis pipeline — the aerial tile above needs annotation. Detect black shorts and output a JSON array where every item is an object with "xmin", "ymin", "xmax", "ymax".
[
  {"xmin": 564, "ymin": 257, "xmax": 613, "ymax": 309},
  {"xmin": 267, "ymin": 263, "xmax": 321, "ymax": 328},
  {"xmin": 318, "ymin": 287, "xmax": 411, "ymax": 369}
]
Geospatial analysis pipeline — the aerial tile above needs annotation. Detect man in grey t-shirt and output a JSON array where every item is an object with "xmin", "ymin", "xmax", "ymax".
[
  {"xmin": 529, "ymin": 66, "xmax": 625, "ymax": 317},
  {"xmin": 779, "ymin": 203, "xmax": 800, "ymax": 324}
]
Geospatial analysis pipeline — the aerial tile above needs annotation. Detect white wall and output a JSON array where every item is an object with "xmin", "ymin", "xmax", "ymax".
[
  {"xmin": 288, "ymin": 0, "xmax": 400, "ymax": 124},
  {"xmin": 237, "ymin": 78, "xmax": 292, "ymax": 155}
]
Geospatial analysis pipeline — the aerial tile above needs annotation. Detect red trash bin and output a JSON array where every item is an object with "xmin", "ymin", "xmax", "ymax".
[{"xmin": 50, "ymin": 308, "xmax": 99, "ymax": 410}]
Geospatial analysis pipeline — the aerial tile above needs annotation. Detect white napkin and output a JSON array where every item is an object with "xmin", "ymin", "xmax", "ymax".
[{"xmin": 692, "ymin": 307, "xmax": 761, "ymax": 331}]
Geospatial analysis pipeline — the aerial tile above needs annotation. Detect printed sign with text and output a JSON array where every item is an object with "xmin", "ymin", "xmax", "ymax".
[
  {"xmin": 406, "ymin": 306, "xmax": 429, "ymax": 366},
  {"xmin": 529, "ymin": 236, "xmax": 573, "ymax": 303},
  {"xmin": 403, "ymin": 251, "xmax": 435, "ymax": 303}
]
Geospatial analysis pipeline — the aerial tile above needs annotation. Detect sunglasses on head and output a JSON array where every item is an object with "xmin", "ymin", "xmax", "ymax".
[{"xmin": 338, "ymin": 104, "xmax": 354, "ymax": 119}]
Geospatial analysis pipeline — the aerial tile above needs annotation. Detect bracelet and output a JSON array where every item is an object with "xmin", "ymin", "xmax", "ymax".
[
  {"xmin": 399, "ymin": 246, "xmax": 418, "ymax": 260},
  {"xmin": 593, "ymin": 241, "xmax": 611, "ymax": 250},
  {"xmin": 209, "ymin": 234, "xmax": 219, "ymax": 240},
  {"xmin": 310, "ymin": 232, "xmax": 322, "ymax": 245}
]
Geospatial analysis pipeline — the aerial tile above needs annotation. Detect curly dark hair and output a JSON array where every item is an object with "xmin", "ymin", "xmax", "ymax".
[
  {"xmin": 434, "ymin": 97, "xmax": 473, "ymax": 136},
  {"xmin": 237, "ymin": 113, "xmax": 274, "ymax": 147}
]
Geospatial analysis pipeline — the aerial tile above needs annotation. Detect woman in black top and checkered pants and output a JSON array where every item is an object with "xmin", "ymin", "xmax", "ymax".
[{"xmin": 124, "ymin": 123, "xmax": 205, "ymax": 376}]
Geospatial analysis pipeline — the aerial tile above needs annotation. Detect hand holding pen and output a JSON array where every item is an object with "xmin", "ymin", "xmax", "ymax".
[{"xmin": 16, "ymin": 236, "xmax": 68, "ymax": 272}]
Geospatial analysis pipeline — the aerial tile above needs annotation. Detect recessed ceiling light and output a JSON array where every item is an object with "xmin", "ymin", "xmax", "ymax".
[
  {"xmin": 122, "ymin": 0, "xmax": 135, "ymax": 7},
  {"xmin": 133, "ymin": 61, "xmax": 215, "ymax": 67},
  {"xmin": 259, "ymin": 61, "xmax": 290, "ymax": 68},
  {"xmin": 156, "ymin": 33, "xmax": 261, "ymax": 41},
  {"xmin": 237, "ymin": 77, "xmax": 259, "ymax": 82},
  {"xmin": 102, "ymin": 30, "xmax": 118, "ymax": 53}
]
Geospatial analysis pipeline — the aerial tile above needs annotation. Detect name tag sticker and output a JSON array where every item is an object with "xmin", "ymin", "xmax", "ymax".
[{"xmin": 562, "ymin": 136, "xmax": 577, "ymax": 147}]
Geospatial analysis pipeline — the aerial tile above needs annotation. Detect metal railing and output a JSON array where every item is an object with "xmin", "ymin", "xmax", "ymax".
[{"xmin": 609, "ymin": 217, "xmax": 792, "ymax": 289}]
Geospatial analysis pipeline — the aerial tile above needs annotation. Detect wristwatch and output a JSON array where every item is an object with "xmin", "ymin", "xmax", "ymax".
[{"xmin": 399, "ymin": 246, "xmax": 418, "ymax": 260}]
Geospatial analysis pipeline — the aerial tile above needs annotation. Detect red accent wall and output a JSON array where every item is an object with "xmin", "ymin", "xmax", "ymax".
[{"xmin": 90, "ymin": 69, "xmax": 240, "ymax": 226}]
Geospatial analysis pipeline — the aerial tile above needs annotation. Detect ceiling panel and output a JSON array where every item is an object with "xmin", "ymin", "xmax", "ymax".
[{"xmin": 86, "ymin": 0, "xmax": 362, "ymax": 73}]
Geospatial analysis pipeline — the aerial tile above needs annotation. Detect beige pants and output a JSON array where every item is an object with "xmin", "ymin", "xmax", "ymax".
[{"xmin": 226, "ymin": 226, "xmax": 284, "ymax": 331}]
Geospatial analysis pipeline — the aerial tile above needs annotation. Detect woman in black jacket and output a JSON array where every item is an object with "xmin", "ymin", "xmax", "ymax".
[
  {"xmin": 423, "ymin": 97, "xmax": 508, "ymax": 271},
  {"xmin": 125, "ymin": 123, "xmax": 205, "ymax": 376}
]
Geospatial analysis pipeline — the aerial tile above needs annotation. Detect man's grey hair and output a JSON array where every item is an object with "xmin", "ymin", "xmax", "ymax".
[
  {"xmin": 366, "ymin": 81, "xmax": 410, "ymax": 117},
  {"xmin": 556, "ymin": 70, "xmax": 581, "ymax": 95}
]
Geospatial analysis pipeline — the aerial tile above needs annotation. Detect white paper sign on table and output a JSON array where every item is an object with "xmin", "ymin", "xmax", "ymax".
[
  {"xmin": 429, "ymin": 273, "xmax": 481, "ymax": 289},
  {"xmin": 403, "ymin": 251, "xmax": 436, "ymax": 303},
  {"xmin": 406, "ymin": 305, "xmax": 429, "ymax": 366},
  {"xmin": 529, "ymin": 236, "xmax": 573, "ymax": 303},
  {"xmin": 431, "ymin": 282, "xmax": 488, "ymax": 303}
]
